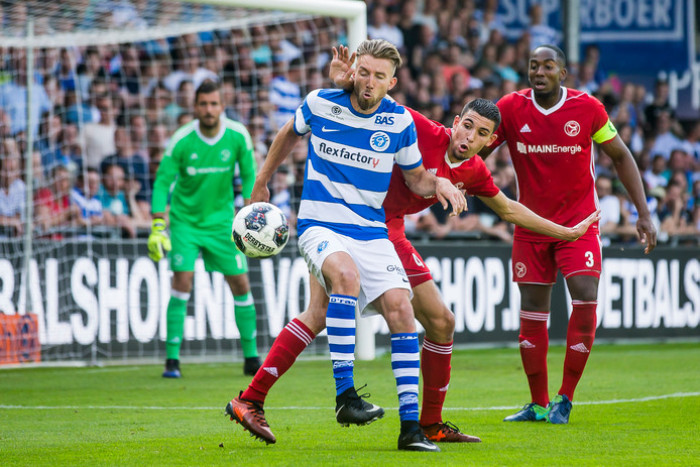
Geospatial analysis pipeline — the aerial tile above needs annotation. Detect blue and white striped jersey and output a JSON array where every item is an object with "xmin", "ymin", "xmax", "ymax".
[{"xmin": 294, "ymin": 89, "xmax": 422, "ymax": 240}]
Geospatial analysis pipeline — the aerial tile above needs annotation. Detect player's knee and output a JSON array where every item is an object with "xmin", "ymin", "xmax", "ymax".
[
  {"xmin": 383, "ymin": 298, "xmax": 416, "ymax": 333},
  {"xmin": 299, "ymin": 306, "xmax": 327, "ymax": 334},
  {"xmin": 171, "ymin": 277, "xmax": 193, "ymax": 294},
  {"xmin": 331, "ymin": 268, "xmax": 361, "ymax": 295},
  {"xmin": 568, "ymin": 276, "xmax": 598, "ymax": 302},
  {"xmin": 421, "ymin": 306, "xmax": 454, "ymax": 341}
]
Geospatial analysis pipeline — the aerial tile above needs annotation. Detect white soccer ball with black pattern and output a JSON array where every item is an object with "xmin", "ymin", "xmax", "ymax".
[{"xmin": 232, "ymin": 202, "xmax": 289, "ymax": 258}]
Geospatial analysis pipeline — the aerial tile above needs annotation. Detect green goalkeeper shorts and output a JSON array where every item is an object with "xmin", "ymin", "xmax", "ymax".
[{"xmin": 169, "ymin": 222, "xmax": 248, "ymax": 275}]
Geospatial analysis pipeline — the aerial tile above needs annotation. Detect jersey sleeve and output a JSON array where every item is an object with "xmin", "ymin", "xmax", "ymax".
[
  {"xmin": 395, "ymin": 120, "xmax": 423, "ymax": 170},
  {"xmin": 489, "ymin": 95, "xmax": 511, "ymax": 149},
  {"xmin": 293, "ymin": 90, "xmax": 318, "ymax": 135},
  {"xmin": 589, "ymin": 96, "xmax": 617, "ymax": 144},
  {"xmin": 236, "ymin": 126, "xmax": 257, "ymax": 199},
  {"xmin": 406, "ymin": 107, "xmax": 448, "ymax": 154},
  {"xmin": 151, "ymin": 131, "xmax": 182, "ymax": 214}
]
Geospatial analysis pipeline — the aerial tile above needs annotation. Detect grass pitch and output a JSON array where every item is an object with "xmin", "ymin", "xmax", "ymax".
[{"xmin": 1, "ymin": 342, "xmax": 698, "ymax": 466}]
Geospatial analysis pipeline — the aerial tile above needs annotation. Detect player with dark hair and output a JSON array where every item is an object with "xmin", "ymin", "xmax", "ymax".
[
  {"xmin": 224, "ymin": 45, "xmax": 599, "ymax": 447},
  {"xmin": 479, "ymin": 44, "xmax": 656, "ymax": 424},
  {"xmin": 148, "ymin": 79, "xmax": 262, "ymax": 378}
]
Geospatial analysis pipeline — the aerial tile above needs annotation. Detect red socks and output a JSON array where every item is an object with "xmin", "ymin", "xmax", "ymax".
[
  {"xmin": 519, "ymin": 310, "xmax": 551, "ymax": 407},
  {"xmin": 559, "ymin": 301, "xmax": 597, "ymax": 401},
  {"xmin": 241, "ymin": 318, "xmax": 315, "ymax": 404},
  {"xmin": 419, "ymin": 338, "xmax": 453, "ymax": 426}
]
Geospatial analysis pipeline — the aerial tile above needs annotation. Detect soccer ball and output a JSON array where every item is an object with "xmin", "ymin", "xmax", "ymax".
[{"xmin": 232, "ymin": 202, "xmax": 289, "ymax": 258}]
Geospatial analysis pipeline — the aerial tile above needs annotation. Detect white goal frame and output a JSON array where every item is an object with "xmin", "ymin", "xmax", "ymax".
[{"xmin": 191, "ymin": 0, "xmax": 375, "ymax": 360}]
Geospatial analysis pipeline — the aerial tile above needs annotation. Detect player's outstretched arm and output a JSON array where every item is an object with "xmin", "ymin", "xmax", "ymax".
[
  {"xmin": 330, "ymin": 45, "xmax": 356, "ymax": 91},
  {"xmin": 251, "ymin": 119, "xmax": 302, "ymax": 203},
  {"xmin": 480, "ymin": 191, "xmax": 600, "ymax": 241},
  {"xmin": 402, "ymin": 166, "xmax": 466, "ymax": 216},
  {"xmin": 601, "ymin": 135, "xmax": 657, "ymax": 253}
]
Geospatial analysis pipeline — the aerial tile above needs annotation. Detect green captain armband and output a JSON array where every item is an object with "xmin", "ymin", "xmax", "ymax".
[{"xmin": 592, "ymin": 119, "xmax": 617, "ymax": 144}]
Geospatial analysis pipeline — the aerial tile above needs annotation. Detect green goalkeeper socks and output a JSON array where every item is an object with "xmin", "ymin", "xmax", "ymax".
[
  {"xmin": 234, "ymin": 292, "xmax": 258, "ymax": 358},
  {"xmin": 165, "ymin": 295, "xmax": 188, "ymax": 360}
]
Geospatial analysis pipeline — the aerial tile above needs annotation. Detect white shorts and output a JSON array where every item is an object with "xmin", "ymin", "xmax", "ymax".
[{"xmin": 298, "ymin": 226, "xmax": 412, "ymax": 315}]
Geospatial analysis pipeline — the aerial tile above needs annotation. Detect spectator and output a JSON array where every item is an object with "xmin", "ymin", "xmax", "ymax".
[
  {"xmin": 71, "ymin": 167, "xmax": 105, "ymax": 228},
  {"xmin": 164, "ymin": 79, "xmax": 194, "ymax": 126},
  {"xmin": 0, "ymin": 51, "xmax": 52, "ymax": 138},
  {"xmin": 644, "ymin": 79, "xmax": 674, "ymax": 133},
  {"xmin": 681, "ymin": 121, "xmax": 700, "ymax": 163},
  {"xmin": 56, "ymin": 123, "xmax": 83, "ymax": 171},
  {"xmin": 144, "ymin": 82, "xmax": 172, "ymax": 125},
  {"xmin": 595, "ymin": 174, "xmax": 621, "ymax": 244},
  {"xmin": 577, "ymin": 61, "xmax": 599, "ymax": 95},
  {"xmin": 83, "ymin": 92, "xmax": 117, "ymax": 167},
  {"xmin": 111, "ymin": 44, "xmax": 142, "ymax": 107},
  {"xmin": 100, "ymin": 126, "xmax": 150, "ymax": 210},
  {"xmin": 98, "ymin": 162, "xmax": 136, "ymax": 238},
  {"xmin": 163, "ymin": 44, "xmax": 217, "ymax": 93},
  {"xmin": 0, "ymin": 109, "xmax": 12, "ymax": 139},
  {"xmin": 527, "ymin": 4, "xmax": 559, "ymax": 50},
  {"xmin": 0, "ymin": 153, "xmax": 25, "ymax": 237},
  {"xmin": 649, "ymin": 110, "xmax": 682, "ymax": 160},
  {"xmin": 611, "ymin": 83, "xmax": 640, "ymax": 130},
  {"xmin": 127, "ymin": 111, "xmax": 149, "ymax": 159},
  {"xmin": 495, "ymin": 43, "xmax": 520, "ymax": 85},
  {"xmin": 368, "ymin": 5, "xmax": 405, "ymax": 50},
  {"xmin": 76, "ymin": 47, "xmax": 108, "ymax": 97},
  {"xmin": 644, "ymin": 154, "xmax": 669, "ymax": 190},
  {"xmin": 269, "ymin": 58, "xmax": 302, "ymax": 130},
  {"xmin": 35, "ymin": 164, "xmax": 79, "ymax": 233},
  {"xmin": 441, "ymin": 43, "xmax": 471, "ymax": 93},
  {"xmin": 663, "ymin": 150, "xmax": 694, "ymax": 191},
  {"xmin": 659, "ymin": 178, "xmax": 696, "ymax": 238}
]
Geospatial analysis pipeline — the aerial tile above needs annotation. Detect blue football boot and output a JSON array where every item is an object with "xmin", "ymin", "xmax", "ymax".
[
  {"xmin": 503, "ymin": 402, "xmax": 549, "ymax": 422},
  {"xmin": 546, "ymin": 394, "xmax": 573, "ymax": 424}
]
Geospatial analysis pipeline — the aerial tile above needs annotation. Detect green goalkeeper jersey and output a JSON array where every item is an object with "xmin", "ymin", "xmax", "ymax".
[{"xmin": 152, "ymin": 117, "xmax": 256, "ymax": 230}]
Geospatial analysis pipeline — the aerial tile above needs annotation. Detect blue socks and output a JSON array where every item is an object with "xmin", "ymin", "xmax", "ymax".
[
  {"xmin": 327, "ymin": 294, "xmax": 357, "ymax": 396},
  {"xmin": 391, "ymin": 332, "xmax": 420, "ymax": 422}
]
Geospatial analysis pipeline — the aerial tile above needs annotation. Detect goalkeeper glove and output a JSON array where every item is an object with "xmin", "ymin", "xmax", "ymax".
[{"xmin": 147, "ymin": 218, "xmax": 171, "ymax": 262}]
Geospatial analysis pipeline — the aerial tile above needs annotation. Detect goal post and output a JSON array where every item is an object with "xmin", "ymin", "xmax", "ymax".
[
  {"xmin": 0, "ymin": 0, "xmax": 378, "ymax": 364},
  {"xmin": 192, "ymin": 0, "xmax": 374, "ymax": 360}
]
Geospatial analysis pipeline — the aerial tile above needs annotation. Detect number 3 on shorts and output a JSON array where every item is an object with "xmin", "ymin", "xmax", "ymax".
[{"xmin": 584, "ymin": 251, "xmax": 594, "ymax": 267}]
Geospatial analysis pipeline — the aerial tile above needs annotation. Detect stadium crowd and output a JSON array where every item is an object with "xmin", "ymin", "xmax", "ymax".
[{"xmin": 0, "ymin": 0, "xmax": 698, "ymax": 244}]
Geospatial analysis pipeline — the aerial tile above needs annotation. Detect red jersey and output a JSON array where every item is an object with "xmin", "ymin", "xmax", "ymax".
[
  {"xmin": 491, "ymin": 88, "xmax": 615, "ymax": 242},
  {"xmin": 383, "ymin": 107, "xmax": 499, "ymax": 233}
]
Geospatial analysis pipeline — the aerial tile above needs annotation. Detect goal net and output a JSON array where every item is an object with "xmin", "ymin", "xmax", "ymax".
[{"xmin": 0, "ymin": 0, "xmax": 366, "ymax": 365}]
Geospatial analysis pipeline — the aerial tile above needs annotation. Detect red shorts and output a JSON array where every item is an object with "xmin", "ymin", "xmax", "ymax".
[
  {"xmin": 387, "ymin": 218, "xmax": 433, "ymax": 288},
  {"xmin": 511, "ymin": 232, "xmax": 602, "ymax": 284}
]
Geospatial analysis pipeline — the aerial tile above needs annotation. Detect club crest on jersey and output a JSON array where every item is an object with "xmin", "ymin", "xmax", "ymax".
[
  {"xmin": 369, "ymin": 131, "xmax": 390, "ymax": 152},
  {"xmin": 564, "ymin": 120, "xmax": 580, "ymax": 137},
  {"xmin": 331, "ymin": 105, "xmax": 342, "ymax": 115},
  {"xmin": 220, "ymin": 149, "xmax": 231, "ymax": 161}
]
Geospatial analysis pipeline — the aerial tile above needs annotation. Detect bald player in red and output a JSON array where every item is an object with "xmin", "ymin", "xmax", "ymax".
[
  {"xmin": 225, "ymin": 46, "xmax": 600, "ymax": 446},
  {"xmin": 480, "ymin": 44, "xmax": 657, "ymax": 424}
]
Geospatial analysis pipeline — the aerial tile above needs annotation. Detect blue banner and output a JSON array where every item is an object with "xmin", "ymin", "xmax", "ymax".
[{"xmin": 497, "ymin": 0, "xmax": 697, "ymax": 118}]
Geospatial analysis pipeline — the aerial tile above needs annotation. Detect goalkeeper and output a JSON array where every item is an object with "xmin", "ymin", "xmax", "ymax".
[{"xmin": 149, "ymin": 79, "xmax": 260, "ymax": 378}]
